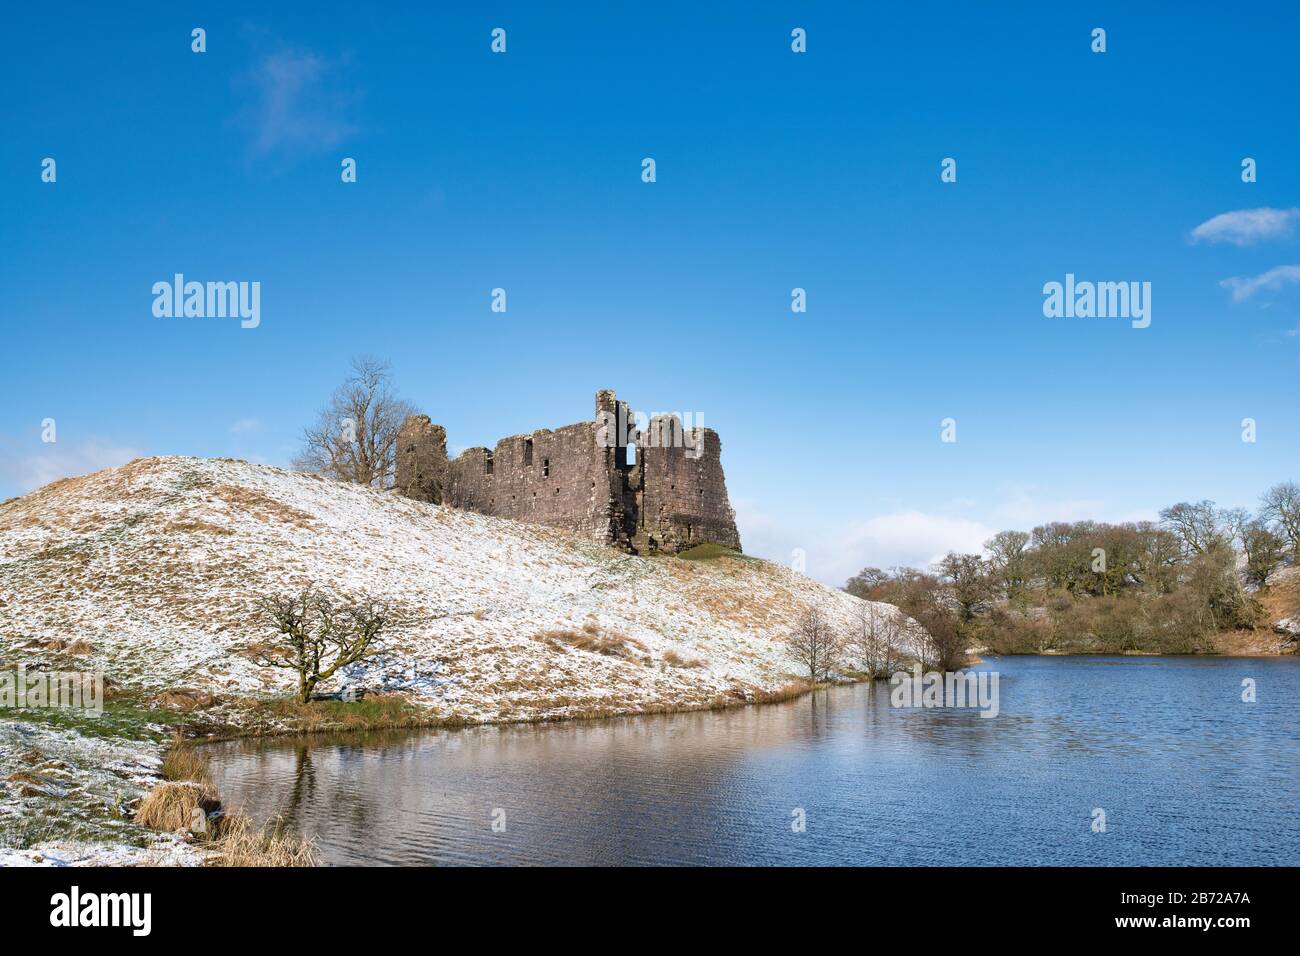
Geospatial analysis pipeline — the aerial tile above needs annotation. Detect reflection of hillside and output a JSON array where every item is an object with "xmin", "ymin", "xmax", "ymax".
[
  {"xmin": 202, "ymin": 660, "xmax": 1300, "ymax": 867},
  {"xmin": 206, "ymin": 686, "xmax": 877, "ymax": 865}
]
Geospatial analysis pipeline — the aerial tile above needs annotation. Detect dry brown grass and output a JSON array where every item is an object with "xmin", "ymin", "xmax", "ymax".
[
  {"xmin": 6, "ymin": 770, "xmax": 61, "ymax": 791},
  {"xmin": 662, "ymin": 648, "xmax": 706, "ymax": 668},
  {"xmin": 155, "ymin": 687, "xmax": 218, "ymax": 712},
  {"xmin": 162, "ymin": 519, "xmax": 234, "ymax": 536},
  {"xmin": 535, "ymin": 626, "xmax": 646, "ymax": 660},
  {"xmin": 494, "ymin": 677, "xmax": 820, "ymax": 723},
  {"xmin": 203, "ymin": 815, "xmax": 319, "ymax": 867},
  {"xmin": 248, "ymin": 693, "xmax": 432, "ymax": 734},
  {"xmin": 211, "ymin": 484, "xmax": 315, "ymax": 528},
  {"xmin": 149, "ymin": 734, "xmax": 320, "ymax": 865},
  {"xmin": 135, "ymin": 781, "xmax": 219, "ymax": 833},
  {"xmin": 161, "ymin": 735, "xmax": 212, "ymax": 787},
  {"xmin": 65, "ymin": 639, "xmax": 94, "ymax": 655}
]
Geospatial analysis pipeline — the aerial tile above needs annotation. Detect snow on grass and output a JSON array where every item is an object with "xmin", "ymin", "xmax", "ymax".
[
  {"xmin": 0, "ymin": 455, "xmax": 926, "ymax": 862},
  {"xmin": 0, "ymin": 456, "xmax": 920, "ymax": 723},
  {"xmin": 0, "ymin": 716, "xmax": 169, "ymax": 856},
  {"xmin": 0, "ymin": 836, "xmax": 200, "ymax": 867}
]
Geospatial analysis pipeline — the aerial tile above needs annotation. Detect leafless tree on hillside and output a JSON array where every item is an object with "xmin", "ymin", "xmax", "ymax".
[
  {"xmin": 1158, "ymin": 500, "xmax": 1231, "ymax": 558},
  {"xmin": 786, "ymin": 606, "xmax": 844, "ymax": 683},
  {"xmin": 1260, "ymin": 481, "xmax": 1300, "ymax": 559},
  {"xmin": 850, "ymin": 602, "xmax": 904, "ymax": 678},
  {"xmin": 294, "ymin": 357, "xmax": 418, "ymax": 488},
  {"xmin": 253, "ymin": 587, "xmax": 398, "ymax": 703}
]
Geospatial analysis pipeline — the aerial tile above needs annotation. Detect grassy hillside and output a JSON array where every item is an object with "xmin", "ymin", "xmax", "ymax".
[{"xmin": 0, "ymin": 456, "xmax": 917, "ymax": 725}]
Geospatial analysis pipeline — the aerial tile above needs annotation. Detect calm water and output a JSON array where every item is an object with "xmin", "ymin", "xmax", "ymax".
[{"xmin": 204, "ymin": 656, "xmax": 1300, "ymax": 866}]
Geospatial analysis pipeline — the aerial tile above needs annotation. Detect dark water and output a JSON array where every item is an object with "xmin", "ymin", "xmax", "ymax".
[{"xmin": 204, "ymin": 656, "xmax": 1300, "ymax": 866}]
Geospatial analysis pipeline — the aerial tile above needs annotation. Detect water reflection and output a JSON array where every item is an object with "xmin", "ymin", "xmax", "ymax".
[{"xmin": 205, "ymin": 656, "xmax": 1300, "ymax": 866}]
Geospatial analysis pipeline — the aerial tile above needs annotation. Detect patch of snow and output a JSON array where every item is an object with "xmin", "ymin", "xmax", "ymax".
[
  {"xmin": 0, "ymin": 835, "xmax": 200, "ymax": 867},
  {"xmin": 0, "ymin": 456, "xmax": 923, "ymax": 722}
]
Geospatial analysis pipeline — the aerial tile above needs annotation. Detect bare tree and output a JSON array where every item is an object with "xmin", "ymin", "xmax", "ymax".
[
  {"xmin": 786, "ymin": 606, "xmax": 843, "ymax": 682},
  {"xmin": 1260, "ymin": 481, "xmax": 1300, "ymax": 559},
  {"xmin": 844, "ymin": 567, "xmax": 890, "ymax": 600},
  {"xmin": 1241, "ymin": 520, "xmax": 1286, "ymax": 588},
  {"xmin": 935, "ymin": 552, "xmax": 993, "ymax": 621},
  {"xmin": 985, "ymin": 530, "xmax": 1031, "ymax": 597},
  {"xmin": 253, "ymin": 587, "xmax": 398, "ymax": 702},
  {"xmin": 1158, "ymin": 500, "xmax": 1230, "ymax": 557},
  {"xmin": 294, "ymin": 357, "xmax": 418, "ymax": 488},
  {"xmin": 850, "ymin": 602, "xmax": 903, "ymax": 678}
]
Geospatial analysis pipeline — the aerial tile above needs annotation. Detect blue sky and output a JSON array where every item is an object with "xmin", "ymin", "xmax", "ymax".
[{"xmin": 2, "ymin": 2, "xmax": 1298, "ymax": 584}]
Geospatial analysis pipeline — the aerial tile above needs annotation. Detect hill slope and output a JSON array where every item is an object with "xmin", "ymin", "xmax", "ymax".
[{"xmin": 0, "ymin": 457, "xmax": 917, "ymax": 723}]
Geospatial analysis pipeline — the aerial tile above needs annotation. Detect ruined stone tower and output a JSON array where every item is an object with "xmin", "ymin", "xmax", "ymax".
[{"xmin": 395, "ymin": 390, "xmax": 741, "ymax": 554}]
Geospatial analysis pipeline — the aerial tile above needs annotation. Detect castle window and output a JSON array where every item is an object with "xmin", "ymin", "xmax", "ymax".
[
  {"xmin": 524, "ymin": 439, "xmax": 533, "ymax": 466},
  {"xmin": 542, "ymin": 458, "xmax": 550, "ymax": 478},
  {"xmin": 485, "ymin": 453, "xmax": 494, "ymax": 476}
]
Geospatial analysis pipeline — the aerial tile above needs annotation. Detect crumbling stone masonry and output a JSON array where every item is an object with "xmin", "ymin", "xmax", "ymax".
[{"xmin": 395, "ymin": 390, "xmax": 741, "ymax": 554}]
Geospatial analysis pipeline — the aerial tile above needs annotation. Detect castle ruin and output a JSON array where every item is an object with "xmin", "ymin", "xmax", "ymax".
[{"xmin": 395, "ymin": 390, "xmax": 741, "ymax": 554}]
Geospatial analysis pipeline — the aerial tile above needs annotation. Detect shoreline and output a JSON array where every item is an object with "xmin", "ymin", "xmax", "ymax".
[
  {"xmin": 185, "ymin": 681, "xmax": 832, "ymax": 749},
  {"xmin": 0, "ymin": 676, "xmax": 834, "ymax": 866},
  {"xmin": 7, "ymin": 650, "xmax": 1298, "ymax": 866}
]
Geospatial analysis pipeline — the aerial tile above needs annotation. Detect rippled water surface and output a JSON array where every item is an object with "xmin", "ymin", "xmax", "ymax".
[{"xmin": 204, "ymin": 656, "xmax": 1300, "ymax": 865}]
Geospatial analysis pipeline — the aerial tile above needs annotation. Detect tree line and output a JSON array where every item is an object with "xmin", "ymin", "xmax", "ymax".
[{"xmin": 844, "ymin": 485, "xmax": 1300, "ymax": 656}]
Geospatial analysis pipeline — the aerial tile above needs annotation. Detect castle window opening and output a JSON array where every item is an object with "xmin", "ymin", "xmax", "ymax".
[
  {"xmin": 524, "ymin": 439, "xmax": 534, "ymax": 466},
  {"xmin": 542, "ymin": 458, "xmax": 550, "ymax": 478},
  {"xmin": 485, "ymin": 453, "xmax": 494, "ymax": 476}
]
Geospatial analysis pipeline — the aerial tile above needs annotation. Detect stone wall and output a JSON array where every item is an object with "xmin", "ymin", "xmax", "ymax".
[
  {"xmin": 394, "ymin": 416, "xmax": 447, "ymax": 502},
  {"xmin": 633, "ymin": 422, "xmax": 741, "ymax": 553},
  {"xmin": 396, "ymin": 391, "xmax": 740, "ymax": 554}
]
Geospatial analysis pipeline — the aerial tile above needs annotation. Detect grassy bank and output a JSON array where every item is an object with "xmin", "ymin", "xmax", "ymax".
[{"xmin": 145, "ymin": 734, "xmax": 317, "ymax": 866}]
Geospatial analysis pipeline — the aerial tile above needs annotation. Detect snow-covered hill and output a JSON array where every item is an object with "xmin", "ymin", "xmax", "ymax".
[{"xmin": 0, "ymin": 457, "xmax": 918, "ymax": 723}]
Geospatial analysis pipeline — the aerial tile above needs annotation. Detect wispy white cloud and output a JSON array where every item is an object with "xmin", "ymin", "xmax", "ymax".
[
  {"xmin": 735, "ymin": 498, "xmax": 994, "ymax": 587},
  {"xmin": 832, "ymin": 511, "xmax": 995, "ymax": 579},
  {"xmin": 235, "ymin": 48, "xmax": 357, "ymax": 157},
  {"xmin": 0, "ymin": 440, "xmax": 141, "ymax": 495},
  {"xmin": 737, "ymin": 487, "xmax": 1158, "ymax": 587},
  {"xmin": 1219, "ymin": 264, "xmax": 1300, "ymax": 302},
  {"xmin": 1190, "ymin": 207, "xmax": 1300, "ymax": 246},
  {"xmin": 228, "ymin": 417, "xmax": 262, "ymax": 435}
]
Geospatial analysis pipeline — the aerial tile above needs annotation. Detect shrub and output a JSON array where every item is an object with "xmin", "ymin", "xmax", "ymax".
[
  {"xmin": 203, "ymin": 815, "xmax": 319, "ymax": 867},
  {"xmin": 135, "ymin": 781, "xmax": 219, "ymax": 834}
]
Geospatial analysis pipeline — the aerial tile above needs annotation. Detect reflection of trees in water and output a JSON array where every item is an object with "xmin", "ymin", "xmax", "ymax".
[
  {"xmin": 275, "ymin": 744, "xmax": 315, "ymax": 829},
  {"xmin": 265, "ymin": 742, "xmax": 375, "ymax": 835},
  {"xmin": 231, "ymin": 687, "xmax": 901, "ymax": 863},
  {"xmin": 807, "ymin": 686, "xmax": 838, "ymax": 740}
]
